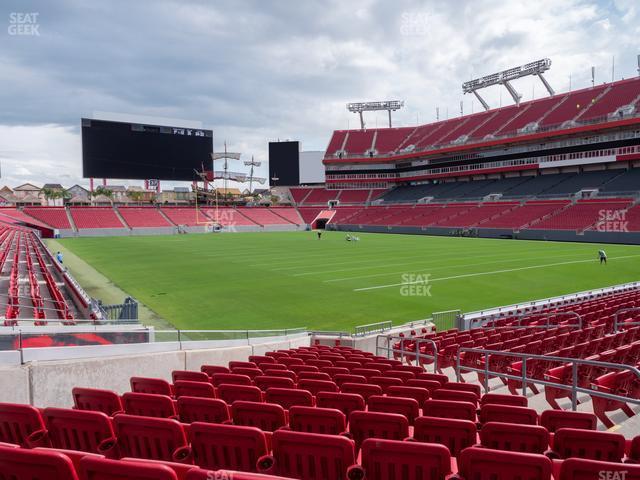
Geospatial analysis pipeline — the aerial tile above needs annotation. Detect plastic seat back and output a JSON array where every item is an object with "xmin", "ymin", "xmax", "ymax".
[
  {"xmin": 480, "ymin": 421, "xmax": 549, "ymax": 454},
  {"xmin": 369, "ymin": 376, "xmax": 404, "ymax": 393},
  {"xmin": 122, "ymin": 392, "xmax": 176, "ymax": 419},
  {"xmin": 479, "ymin": 404, "xmax": 538, "ymax": 425},
  {"xmin": 112, "ymin": 414, "xmax": 188, "ymax": 462},
  {"xmin": 348, "ymin": 411, "xmax": 409, "ymax": 451},
  {"xmin": 297, "ymin": 379, "xmax": 338, "ymax": 396},
  {"xmin": 42, "ymin": 407, "xmax": 115, "ymax": 454},
  {"xmin": 72, "ymin": 387, "xmax": 123, "ymax": 416},
  {"xmin": 458, "ymin": 446, "xmax": 552, "ymax": 480},
  {"xmin": 173, "ymin": 380, "xmax": 215, "ymax": 399},
  {"xmin": 176, "ymin": 397, "xmax": 229, "ymax": 424},
  {"xmin": 264, "ymin": 388, "xmax": 314, "ymax": 410},
  {"xmin": 539, "ymin": 410, "xmax": 597, "ymax": 433},
  {"xmin": 79, "ymin": 455, "xmax": 178, "ymax": 480},
  {"xmin": 0, "ymin": 445, "xmax": 78, "ymax": 480},
  {"xmin": 190, "ymin": 422, "xmax": 267, "ymax": 473},
  {"xmin": 359, "ymin": 438, "xmax": 452, "ymax": 480},
  {"xmin": 316, "ymin": 391, "xmax": 365, "ymax": 418},
  {"xmin": 130, "ymin": 377, "xmax": 172, "ymax": 396},
  {"xmin": 254, "ymin": 376, "xmax": 295, "ymax": 391},
  {"xmin": 412, "ymin": 416, "xmax": 477, "ymax": 456},
  {"xmin": 171, "ymin": 370, "xmax": 209, "ymax": 383},
  {"xmin": 552, "ymin": 428, "xmax": 626, "ymax": 462},
  {"xmin": 200, "ymin": 365, "xmax": 230, "ymax": 376},
  {"xmin": 481, "ymin": 393, "xmax": 528, "ymax": 407},
  {"xmin": 423, "ymin": 399, "xmax": 477, "ymax": 421},
  {"xmin": 386, "ymin": 386, "xmax": 430, "ymax": 406},
  {"xmin": 217, "ymin": 384, "xmax": 263, "ymax": 404},
  {"xmin": 333, "ymin": 374, "xmax": 367, "ymax": 387},
  {"xmin": 432, "ymin": 388, "xmax": 478, "ymax": 405},
  {"xmin": 340, "ymin": 382, "xmax": 382, "ymax": 402},
  {"xmin": 367, "ymin": 395, "xmax": 419, "ymax": 425},
  {"xmin": 0, "ymin": 402, "xmax": 46, "ymax": 446},
  {"xmin": 288, "ymin": 406, "xmax": 346, "ymax": 435},
  {"xmin": 211, "ymin": 373, "xmax": 252, "ymax": 387},
  {"xmin": 231, "ymin": 368, "xmax": 264, "ymax": 380},
  {"xmin": 558, "ymin": 458, "xmax": 640, "ymax": 480},
  {"xmin": 258, "ymin": 429, "xmax": 357, "ymax": 480},
  {"xmin": 231, "ymin": 401, "xmax": 286, "ymax": 432}
]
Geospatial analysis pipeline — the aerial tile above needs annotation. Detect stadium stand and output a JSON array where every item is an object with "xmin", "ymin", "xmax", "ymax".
[
  {"xmin": 23, "ymin": 207, "xmax": 72, "ymax": 229},
  {"xmin": 118, "ymin": 207, "xmax": 172, "ymax": 228},
  {"xmin": 70, "ymin": 207, "xmax": 126, "ymax": 229}
]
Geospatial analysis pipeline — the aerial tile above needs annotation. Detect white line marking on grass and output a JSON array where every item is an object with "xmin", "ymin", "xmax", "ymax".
[
  {"xmin": 352, "ymin": 254, "xmax": 640, "ymax": 292},
  {"xmin": 324, "ymin": 252, "xmax": 591, "ymax": 283}
]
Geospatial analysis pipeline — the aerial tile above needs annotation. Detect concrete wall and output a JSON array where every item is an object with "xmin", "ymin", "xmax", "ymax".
[{"xmin": 0, "ymin": 335, "xmax": 312, "ymax": 408}]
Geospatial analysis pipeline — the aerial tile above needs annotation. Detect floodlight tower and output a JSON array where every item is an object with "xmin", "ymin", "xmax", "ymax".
[
  {"xmin": 347, "ymin": 100, "xmax": 405, "ymax": 129},
  {"xmin": 463, "ymin": 58, "xmax": 555, "ymax": 111}
]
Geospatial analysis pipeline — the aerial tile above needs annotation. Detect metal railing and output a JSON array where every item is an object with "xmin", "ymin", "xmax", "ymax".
[
  {"xmin": 468, "ymin": 310, "xmax": 582, "ymax": 330},
  {"xmin": 455, "ymin": 347, "xmax": 640, "ymax": 410},
  {"xmin": 377, "ymin": 335, "xmax": 439, "ymax": 373},
  {"xmin": 354, "ymin": 320, "xmax": 393, "ymax": 337},
  {"xmin": 96, "ymin": 297, "xmax": 139, "ymax": 321},
  {"xmin": 613, "ymin": 306, "xmax": 640, "ymax": 333}
]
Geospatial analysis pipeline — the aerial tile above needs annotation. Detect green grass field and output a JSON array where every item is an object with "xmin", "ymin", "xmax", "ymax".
[{"xmin": 53, "ymin": 232, "xmax": 640, "ymax": 332}]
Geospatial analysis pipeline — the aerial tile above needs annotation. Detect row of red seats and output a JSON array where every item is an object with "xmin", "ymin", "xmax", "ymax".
[{"xmin": 4, "ymin": 436, "xmax": 640, "ymax": 480}]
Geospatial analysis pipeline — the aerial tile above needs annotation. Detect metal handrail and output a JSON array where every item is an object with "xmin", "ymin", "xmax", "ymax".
[
  {"xmin": 377, "ymin": 335, "xmax": 439, "ymax": 373},
  {"xmin": 456, "ymin": 346, "xmax": 640, "ymax": 410},
  {"xmin": 613, "ymin": 306, "xmax": 640, "ymax": 333},
  {"xmin": 354, "ymin": 321, "xmax": 392, "ymax": 337},
  {"xmin": 469, "ymin": 310, "xmax": 582, "ymax": 330}
]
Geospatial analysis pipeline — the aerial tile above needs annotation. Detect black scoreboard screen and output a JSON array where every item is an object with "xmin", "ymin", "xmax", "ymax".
[
  {"xmin": 81, "ymin": 118, "xmax": 213, "ymax": 181},
  {"xmin": 268, "ymin": 141, "xmax": 300, "ymax": 186}
]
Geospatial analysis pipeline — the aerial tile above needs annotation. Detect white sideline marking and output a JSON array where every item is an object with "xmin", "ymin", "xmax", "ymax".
[
  {"xmin": 324, "ymin": 252, "xmax": 591, "ymax": 283},
  {"xmin": 353, "ymin": 254, "xmax": 640, "ymax": 292}
]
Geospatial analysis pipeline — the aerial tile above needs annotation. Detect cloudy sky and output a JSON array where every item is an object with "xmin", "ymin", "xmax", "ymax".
[{"xmin": 0, "ymin": 0, "xmax": 638, "ymax": 189}]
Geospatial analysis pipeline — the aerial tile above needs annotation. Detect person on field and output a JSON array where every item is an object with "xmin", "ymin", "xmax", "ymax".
[
  {"xmin": 56, "ymin": 251, "xmax": 63, "ymax": 264},
  {"xmin": 317, "ymin": 231, "xmax": 322, "ymax": 240},
  {"xmin": 598, "ymin": 249, "xmax": 607, "ymax": 264}
]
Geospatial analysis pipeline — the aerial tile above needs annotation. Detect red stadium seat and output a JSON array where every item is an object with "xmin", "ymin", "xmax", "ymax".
[
  {"xmin": 340, "ymin": 382, "xmax": 383, "ymax": 402},
  {"xmin": 211, "ymin": 373, "xmax": 252, "ymax": 387},
  {"xmin": 385, "ymin": 370, "xmax": 416, "ymax": 382},
  {"xmin": 416, "ymin": 372, "xmax": 449, "ymax": 385},
  {"xmin": 264, "ymin": 388, "xmax": 314, "ymax": 410},
  {"xmin": 348, "ymin": 411, "xmax": 409, "ymax": 451},
  {"xmin": 591, "ymin": 369, "xmax": 640, "ymax": 428},
  {"xmin": 189, "ymin": 422, "xmax": 268, "ymax": 473},
  {"xmin": 289, "ymin": 365, "xmax": 319, "ymax": 374},
  {"xmin": 411, "ymin": 416, "xmax": 477, "ymax": 456},
  {"xmin": 297, "ymin": 379, "xmax": 338, "ymax": 396},
  {"xmin": 315, "ymin": 391, "xmax": 365, "ymax": 418},
  {"xmin": 173, "ymin": 380, "xmax": 215, "ymax": 399},
  {"xmin": 248, "ymin": 355, "xmax": 275, "ymax": 365},
  {"xmin": 539, "ymin": 410, "xmax": 597, "ymax": 433},
  {"xmin": 296, "ymin": 371, "xmax": 332, "ymax": 381},
  {"xmin": 367, "ymin": 395, "xmax": 420, "ymax": 425},
  {"xmin": 200, "ymin": 365, "xmax": 230, "ymax": 376},
  {"xmin": 257, "ymin": 429, "xmax": 359, "ymax": 480},
  {"xmin": 321, "ymin": 367, "xmax": 350, "ymax": 377},
  {"xmin": 41, "ymin": 407, "xmax": 116, "ymax": 454},
  {"xmin": 457, "ymin": 446, "xmax": 552, "ymax": 480},
  {"xmin": 558, "ymin": 458, "xmax": 640, "ymax": 480},
  {"xmin": 351, "ymin": 368, "xmax": 382, "ymax": 380},
  {"xmin": 432, "ymin": 388, "xmax": 479, "ymax": 405},
  {"xmin": 628, "ymin": 435, "xmax": 640, "ymax": 464},
  {"xmin": 406, "ymin": 378, "xmax": 442, "ymax": 393},
  {"xmin": 185, "ymin": 469, "xmax": 294, "ymax": 480},
  {"xmin": 288, "ymin": 406, "xmax": 347, "ymax": 435},
  {"xmin": 478, "ymin": 404, "xmax": 538, "ymax": 426},
  {"xmin": 176, "ymin": 397, "xmax": 230, "ymax": 424},
  {"xmin": 441, "ymin": 381, "xmax": 481, "ymax": 398},
  {"xmin": 550, "ymin": 428, "xmax": 626, "ymax": 462},
  {"xmin": 0, "ymin": 445, "xmax": 78, "ymax": 479},
  {"xmin": 479, "ymin": 421, "xmax": 549, "ymax": 454},
  {"xmin": 130, "ymin": 377, "xmax": 173, "ymax": 396},
  {"xmin": 480, "ymin": 393, "xmax": 528, "ymax": 407},
  {"xmin": 231, "ymin": 368, "xmax": 264, "ymax": 380},
  {"xmin": 79, "ymin": 455, "xmax": 178, "ymax": 480},
  {"xmin": 358, "ymin": 438, "xmax": 452, "ymax": 480},
  {"xmin": 261, "ymin": 369, "xmax": 297, "ymax": 381},
  {"xmin": 72, "ymin": 387, "xmax": 124, "ymax": 416},
  {"xmin": 122, "ymin": 393, "xmax": 177, "ymax": 419},
  {"xmin": 423, "ymin": 399, "xmax": 477, "ymax": 421},
  {"xmin": 111, "ymin": 414, "xmax": 189, "ymax": 462},
  {"xmin": 171, "ymin": 370, "xmax": 209, "ymax": 383},
  {"xmin": 229, "ymin": 361, "xmax": 259, "ymax": 370},
  {"xmin": 386, "ymin": 385, "xmax": 430, "ymax": 405},
  {"xmin": 369, "ymin": 376, "xmax": 404, "ymax": 393},
  {"xmin": 254, "ymin": 376, "xmax": 295, "ymax": 391},
  {"xmin": 217, "ymin": 384, "xmax": 263, "ymax": 404},
  {"xmin": 0, "ymin": 402, "xmax": 46, "ymax": 447},
  {"xmin": 333, "ymin": 374, "xmax": 367, "ymax": 387},
  {"xmin": 231, "ymin": 401, "xmax": 286, "ymax": 433}
]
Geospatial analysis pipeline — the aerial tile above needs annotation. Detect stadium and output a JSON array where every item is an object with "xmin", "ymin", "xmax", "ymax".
[{"xmin": 1, "ymin": 1, "xmax": 640, "ymax": 479}]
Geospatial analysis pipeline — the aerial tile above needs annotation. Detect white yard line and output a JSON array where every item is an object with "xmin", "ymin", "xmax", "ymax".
[
  {"xmin": 353, "ymin": 254, "xmax": 640, "ymax": 292},
  {"xmin": 324, "ymin": 252, "xmax": 591, "ymax": 283}
]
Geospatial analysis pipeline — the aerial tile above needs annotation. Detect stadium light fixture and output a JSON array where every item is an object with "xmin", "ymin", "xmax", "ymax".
[
  {"xmin": 462, "ymin": 58, "xmax": 554, "ymax": 110},
  {"xmin": 347, "ymin": 100, "xmax": 405, "ymax": 129}
]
